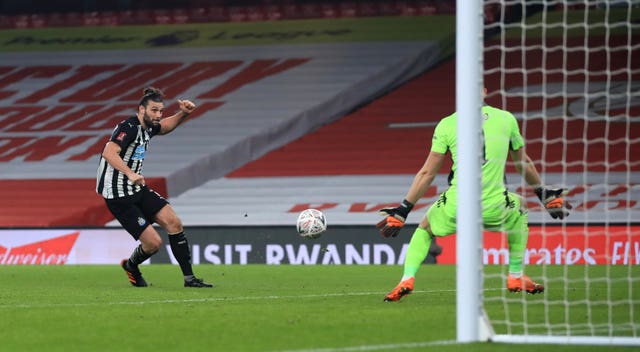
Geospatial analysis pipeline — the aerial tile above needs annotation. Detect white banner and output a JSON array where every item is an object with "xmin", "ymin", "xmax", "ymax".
[{"xmin": 0, "ymin": 229, "xmax": 134, "ymax": 265}]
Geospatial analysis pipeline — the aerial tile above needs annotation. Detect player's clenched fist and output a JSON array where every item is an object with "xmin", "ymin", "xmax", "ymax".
[{"xmin": 178, "ymin": 99, "xmax": 196, "ymax": 114}]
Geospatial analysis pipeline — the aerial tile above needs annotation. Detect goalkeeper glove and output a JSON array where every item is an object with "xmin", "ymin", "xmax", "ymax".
[
  {"xmin": 376, "ymin": 199, "xmax": 414, "ymax": 238},
  {"xmin": 535, "ymin": 187, "xmax": 573, "ymax": 220}
]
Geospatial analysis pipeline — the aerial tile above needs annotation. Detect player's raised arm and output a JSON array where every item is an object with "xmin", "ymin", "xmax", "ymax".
[{"xmin": 159, "ymin": 99, "xmax": 197, "ymax": 135}]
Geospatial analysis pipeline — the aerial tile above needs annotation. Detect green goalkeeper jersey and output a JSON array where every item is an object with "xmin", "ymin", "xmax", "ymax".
[{"xmin": 431, "ymin": 105, "xmax": 525, "ymax": 214}]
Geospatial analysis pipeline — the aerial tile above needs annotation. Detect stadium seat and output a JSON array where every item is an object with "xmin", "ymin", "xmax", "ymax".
[
  {"xmin": 63, "ymin": 12, "xmax": 84, "ymax": 27},
  {"xmin": 187, "ymin": 7, "xmax": 211, "ymax": 23},
  {"xmin": 45, "ymin": 12, "xmax": 68, "ymax": 27},
  {"xmin": 0, "ymin": 15, "xmax": 13, "ymax": 29},
  {"xmin": 152, "ymin": 9, "xmax": 173, "ymax": 24}
]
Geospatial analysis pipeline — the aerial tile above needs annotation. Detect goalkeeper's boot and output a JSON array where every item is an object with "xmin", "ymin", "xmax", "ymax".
[
  {"xmin": 184, "ymin": 277, "xmax": 214, "ymax": 288},
  {"xmin": 121, "ymin": 259, "xmax": 148, "ymax": 287},
  {"xmin": 507, "ymin": 274, "xmax": 544, "ymax": 294},
  {"xmin": 383, "ymin": 277, "xmax": 414, "ymax": 302}
]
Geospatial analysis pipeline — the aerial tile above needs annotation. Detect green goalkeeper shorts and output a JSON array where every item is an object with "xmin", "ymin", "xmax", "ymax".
[{"xmin": 426, "ymin": 191, "xmax": 527, "ymax": 236}]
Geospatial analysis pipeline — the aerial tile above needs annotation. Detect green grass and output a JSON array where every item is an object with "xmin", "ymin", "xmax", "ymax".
[{"xmin": 0, "ymin": 265, "xmax": 637, "ymax": 351}]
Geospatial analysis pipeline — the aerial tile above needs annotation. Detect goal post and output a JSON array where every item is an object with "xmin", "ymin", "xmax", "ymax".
[
  {"xmin": 457, "ymin": 0, "xmax": 640, "ymax": 346},
  {"xmin": 455, "ymin": 0, "xmax": 485, "ymax": 343}
]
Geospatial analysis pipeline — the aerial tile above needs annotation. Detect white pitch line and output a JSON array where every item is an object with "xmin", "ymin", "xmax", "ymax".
[
  {"xmin": 0, "ymin": 289, "xmax": 465, "ymax": 310},
  {"xmin": 271, "ymin": 339, "xmax": 458, "ymax": 352}
]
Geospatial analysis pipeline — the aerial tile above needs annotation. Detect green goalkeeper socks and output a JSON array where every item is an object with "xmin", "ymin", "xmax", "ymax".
[
  {"xmin": 402, "ymin": 227, "xmax": 432, "ymax": 280},
  {"xmin": 507, "ymin": 214, "xmax": 529, "ymax": 276}
]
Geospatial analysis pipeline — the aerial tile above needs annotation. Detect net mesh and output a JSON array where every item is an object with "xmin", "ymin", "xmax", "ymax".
[{"xmin": 482, "ymin": 0, "xmax": 639, "ymax": 341}]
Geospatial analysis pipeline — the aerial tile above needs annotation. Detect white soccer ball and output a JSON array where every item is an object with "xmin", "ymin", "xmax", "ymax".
[{"xmin": 296, "ymin": 209, "xmax": 327, "ymax": 239}]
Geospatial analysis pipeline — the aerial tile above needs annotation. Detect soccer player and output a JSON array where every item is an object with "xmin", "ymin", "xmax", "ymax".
[
  {"xmin": 96, "ymin": 87, "xmax": 213, "ymax": 288},
  {"xmin": 377, "ymin": 88, "xmax": 571, "ymax": 302}
]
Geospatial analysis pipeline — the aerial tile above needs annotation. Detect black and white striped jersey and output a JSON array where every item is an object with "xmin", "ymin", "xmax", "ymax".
[{"xmin": 96, "ymin": 116, "xmax": 161, "ymax": 199}]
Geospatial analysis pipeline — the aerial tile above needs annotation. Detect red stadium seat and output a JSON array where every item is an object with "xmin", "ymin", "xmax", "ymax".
[
  {"xmin": 188, "ymin": 7, "xmax": 210, "ymax": 23},
  {"xmin": 228, "ymin": 6, "xmax": 248, "ymax": 22},
  {"xmin": 117, "ymin": 10, "xmax": 137, "ymax": 25},
  {"xmin": 82, "ymin": 12, "xmax": 101, "ymax": 26},
  {"xmin": 29, "ymin": 14, "xmax": 46, "ymax": 28},
  {"xmin": 100, "ymin": 11, "xmax": 119, "ymax": 26},
  {"xmin": 207, "ymin": 6, "xmax": 229, "ymax": 22},
  {"xmin": 300, "ymin": 3, "xmax": 322, "ymax": 19},
  {"xmin": 63, "ymin": 12, "xmax": 84, "ymax": 27},
  {"xmin": 45, "ymin": 12, "xmax": 67, "ymax": 27},
  {"xmin": 338, "ymin": 2, "xmax": 358, "ymax": 18},
  {"xmin": 13, "ymin": 15, "xmax": 29, "ymax": 29},
  {"xmin": 0, "ymin": 15, "xmax": 12, "ymax": 29},
  {"xmin": 153, "ymin": 9, "xmax": 173, "ymax": 25},
  {"xmin": 281, "ymin": 3, "xmax": 302, "ymax": 20},
  {"xmin": 172, "ymin": 9, "xmax": 189, "ymax": 24},
  {"xmin": 132, "ymin": 9, "xmax": 154, "ymax": 25},
  {"xmin": 263, "ymin": 5, "xmax": 283, "ymax": 21},
  {"xmin": 356, "ymin": 2, "xmax": 380, "ymax": 17},
  {"xmin": 246, "ymin": 6, "xmax": 266, "ymax": 22}
]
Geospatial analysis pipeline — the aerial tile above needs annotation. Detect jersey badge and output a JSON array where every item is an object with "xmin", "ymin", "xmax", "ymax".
[{"xmin": 132, "ymin": 145, "xmax": 146, "ymax": 160}]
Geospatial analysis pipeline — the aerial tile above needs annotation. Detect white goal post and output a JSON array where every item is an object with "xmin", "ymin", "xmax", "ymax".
[
  {"xmin": 456, "ymin": 0, "xmax": 639, "ymax": 346},
  {"xmin": 455, "ymin": 0, "xmax": 484, "ymax": 343}
]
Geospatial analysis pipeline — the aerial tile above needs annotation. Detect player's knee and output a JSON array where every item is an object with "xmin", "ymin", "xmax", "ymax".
[
  {"xmin": 145, "ymin": 240, "xmax": 162, "ymax": 254},
  {"xmin": 423, "ymin": 224, "xmax": 435, "ymax": 238},
  {"xmin": 140, "ymin": 229, "xmax": 163, "ymax": 253},
  {"xmin": 165, "ymin": 216, "xmax": 183, "ymax": 233},
  {"xmin": 156, "ymin": 206, "xmax": 182, "ymax": 232},
  {"xmin": 419, "ymin": 218, "xmax": 436, "ymax": 238},
  {"xmin": 145, "ymin": 237, "xmax": 162, "ymax": 253}
]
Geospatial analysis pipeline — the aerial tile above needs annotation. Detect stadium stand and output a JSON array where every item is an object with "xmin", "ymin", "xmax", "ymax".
[
  {"xmin": 0, "ymin": 17, "xmax": 448, "ymax": 227},
  {"xmin": 1, "ymin": 1, "xmax": 636, "ymax": 228},
  {"xmin": 165, "ymin": 35, "xmax": 639, "ymax": 226},
  {"xmin": 0, "ymin": 1, "xmax": 456, "ymax": 29}
]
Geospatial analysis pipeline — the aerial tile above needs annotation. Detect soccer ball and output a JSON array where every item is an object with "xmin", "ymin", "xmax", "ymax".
[{"xmin": 296, "ymin": 209, "xmax": 327, "ymax": 239}]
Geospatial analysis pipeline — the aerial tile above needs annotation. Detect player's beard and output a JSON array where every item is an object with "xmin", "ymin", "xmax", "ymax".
[{"xmin": 143, "ymin": 112, "xmax": 161, "ymax": 127}]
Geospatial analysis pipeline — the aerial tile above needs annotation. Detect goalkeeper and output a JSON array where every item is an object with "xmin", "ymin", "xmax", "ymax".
[{"xmin": 378, "ymin": 89, "xmax": 572, "ymax": 302}]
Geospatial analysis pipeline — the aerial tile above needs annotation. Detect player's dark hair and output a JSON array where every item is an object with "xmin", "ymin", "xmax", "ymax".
[{"xmin": 139, "ymin": 87, "xmax": 164, "ymax": 108}]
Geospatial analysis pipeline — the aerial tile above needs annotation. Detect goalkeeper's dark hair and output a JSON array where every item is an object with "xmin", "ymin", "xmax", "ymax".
[{"xmin": 139, "ymin": 87, "xmax": 164, "ymax": 108}]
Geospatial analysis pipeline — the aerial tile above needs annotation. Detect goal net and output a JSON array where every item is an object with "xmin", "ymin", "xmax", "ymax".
[{"xmin": 478, "ymin": 0, "xmax": 639, "ymax": 345}]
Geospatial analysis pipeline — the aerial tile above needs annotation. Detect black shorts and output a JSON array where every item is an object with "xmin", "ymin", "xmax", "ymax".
[{"xmin": 104, "ymin": 187, "xmax": 169, "ymax": 240}]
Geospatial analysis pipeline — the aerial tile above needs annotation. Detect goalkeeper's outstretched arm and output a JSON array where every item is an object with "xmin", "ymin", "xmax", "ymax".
[
  {"xmin": 377, "ymin": 151, "xmax": 446, "ymax": 237},
  {"xmin": 404, "ymin": 151, "xmax": 447, "ymax": 205}
]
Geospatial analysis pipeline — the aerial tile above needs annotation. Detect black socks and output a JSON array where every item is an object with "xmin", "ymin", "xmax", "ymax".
[
  {"xmin": 127, "ymin": 244, "xmax": 154, "ymax": 268},
  {"xmin": 168, "ymin": 231, "xmax": 194, "ymax": 277}
]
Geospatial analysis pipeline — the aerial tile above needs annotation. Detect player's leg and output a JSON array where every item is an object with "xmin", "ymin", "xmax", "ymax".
[
  {"xmin": 121, "ymin": 225, "xmax": 163, "ymax": 287},
  {"xmin": 105, "ymin": 196, "xmax": 159, "ymax": 287},
  {"xmin": 145, "ymin": 189, "xmax": 213, "ymax": 288},
  {"xmin": 153, "ymin": 204, "xmax": 193, "ymax": 276},
  {"xmin": 384, "ymin": 194, "xmax": 455, "ymax": 302},
  {"xmin": 502, "ymin": 193, "xmax": 544, "ymax": 294},
  {"xmin": 402, "ymin": 221, "xmax": 436, "ymax": 281},
  {"xmin": 383, "ymin": 225, "xmax": 432, "ymax": 302}
]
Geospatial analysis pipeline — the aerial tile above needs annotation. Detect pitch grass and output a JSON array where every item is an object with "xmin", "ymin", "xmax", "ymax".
[{"xmin": 0, "ymin": 265, "xmax": 637, "ymax": 352}]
